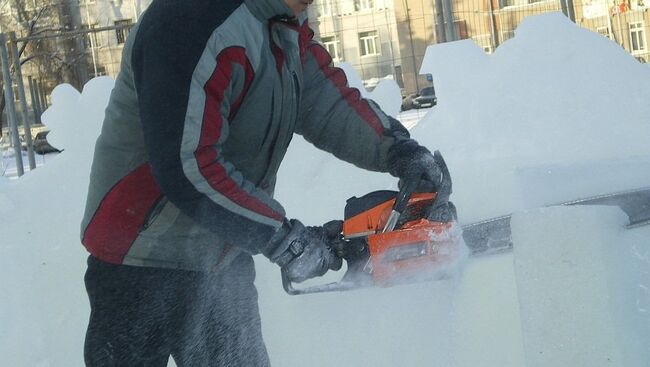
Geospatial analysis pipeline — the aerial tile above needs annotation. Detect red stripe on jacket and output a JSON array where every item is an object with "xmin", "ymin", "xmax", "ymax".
[
  {"xmin": 83, "ymin": 163, "xmax": 163, "ymax": 264},
  {"xmin": 196, "ymin": 46, "xmax": 284, "ymax": 222},
  {"xmin": 300, "ymin": 24, "xmax": 385, "ymax": 138}
]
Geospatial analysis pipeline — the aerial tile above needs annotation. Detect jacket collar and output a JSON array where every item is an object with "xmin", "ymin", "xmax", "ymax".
[{"xmin": 244, "ymin": 0, "xmax": 294, "ymax": 21}]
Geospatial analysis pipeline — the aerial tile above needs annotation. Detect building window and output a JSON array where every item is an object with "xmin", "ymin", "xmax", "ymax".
[
  {"xmin": 472, "ymin": 34, "xmax": 494, "ymax": 53},
  {"xmin": 354, "ymin": 0, "xmax": 374, "ymax": 11},
  {"xmin": 317, "ymin": 0, "xmax": 332, "ymax": 17},
  {"xmin": 629, "ymin": 22, "xmax": 647, "ymax": 54},
  {"xmin": 359, "ymin": 31, "xmax": 379, "ymax": 57},
  {"xmin": 115, "ymin": 19, "xmax": 133, "ymax": 44},
  {"xmin": 455, "ymin": 20, "xmax": 469, "ymax": 39},
  {"xmin": 89, "ymin": 65, "xmax": 107, "ymax": 78},
  {"xmin": 597, "ymin": 26, "xmax": 611, "ymax": 40},
  {"xmin": 501, "ymin": 30, "xmax": 515, "ymax": 42},
  {"xmin": 500, "ymin": 0, "xmax": 548, "ymax": 6},
  {"xmin": 82, "ymin": 24, "xmax": 104, "ymax": 49},
  {"xmin": 321, "ymin": 36, "xmax": 342, "ymax": 61}
]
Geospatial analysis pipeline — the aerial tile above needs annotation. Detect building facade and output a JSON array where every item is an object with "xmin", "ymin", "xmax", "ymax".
[
  {"xmin": 307, "ymin": 0, "xmax": 404, "ymax": 90},
  {"xmin": 0, "ymin": 0, "xmax": 151, "ymax": 134},
  {"xmin": 2, "ymin": 0, "xmax": 648, "ymax": 113},
  {"xmin": 307, "ymin": 0, "xmax": 648, "ymax": 96},
  {"xmin": 78, "ymin": 0, "xmax": 153, "ymax": 78}
]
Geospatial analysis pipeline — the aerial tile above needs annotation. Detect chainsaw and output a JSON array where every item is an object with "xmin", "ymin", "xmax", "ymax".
[{"xmin": 282, "ymin": 151, "xmax": 466, "ymax": 295}]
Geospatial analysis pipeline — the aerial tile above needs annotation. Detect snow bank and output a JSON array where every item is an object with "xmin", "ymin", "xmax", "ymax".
[{"xmin": 0, "ymin": 78, "xmax": 111, "ymax": 366}]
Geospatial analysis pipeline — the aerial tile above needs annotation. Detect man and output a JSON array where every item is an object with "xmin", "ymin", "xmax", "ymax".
[{"xmin": 80, "ymin": 0, "xmax": 448, "ymax": 365}]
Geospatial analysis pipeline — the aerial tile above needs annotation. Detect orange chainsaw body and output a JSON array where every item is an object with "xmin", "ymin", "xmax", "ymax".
[{"xmin": 342, "ymin": 193, "xmax": 460, "ymax": 286}]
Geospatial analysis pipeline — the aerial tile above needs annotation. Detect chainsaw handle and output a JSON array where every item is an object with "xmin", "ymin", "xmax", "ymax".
[
  {"xmin": 432, "ymin": 150, "xmax": 452, "ymax": 205},
  {"xmin": 397, "ymin": 151, "xmax": 452, "ymax": 211},
  {"xmin": 383, "ymin": 178, "xmax": 419, "ymax": 233},
  {"xmin": 393, "ymin": 179, "xmax": 419, "ymax": 214},
  {"xmin": 281, "ymin": 266, "xmax": 363, "ymax": 295}
]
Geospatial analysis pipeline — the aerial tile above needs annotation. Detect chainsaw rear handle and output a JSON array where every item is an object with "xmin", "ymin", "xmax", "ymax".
[
  {"xmin": 282, "ymin": 267, "xmax": 362, "ymax": 295},
  {"xmin": 432, "ymin": 150, "xmax": 452, "ymax": 205},
  {"xmin": 281, "ymin": 233, "xmax": 352, "ymax": 295},
  {"xmin": 281, "ymin": 268, "xmax": 299, "ymax": 295}
]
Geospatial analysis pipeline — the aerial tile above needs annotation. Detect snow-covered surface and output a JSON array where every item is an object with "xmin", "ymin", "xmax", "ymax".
[
  {"xmin": 338, "ymin": 61, "xmax": 402, "ymax": 118},
  {"xmin": 0, "ymin": 13, "xmax": 648, "ymax": 366},
  {"xmin": 512, "ymin": 206, "xmax": 650, "ymax": 366},
  {"xmin": 1, "ymin": 150, "xmax": 50, "ymax": 178}
]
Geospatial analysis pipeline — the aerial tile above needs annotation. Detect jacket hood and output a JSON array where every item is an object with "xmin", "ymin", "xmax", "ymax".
[{"xmin": 244, "ymin": 0, "xmax": 294, "ymax": 21}]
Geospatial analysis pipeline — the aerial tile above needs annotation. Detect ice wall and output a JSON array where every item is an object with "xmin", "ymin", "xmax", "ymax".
[
  {"xmin": 337, "ymin": 61, "xmax": 402, "ymax": 118},
  {"xmin": 511, "ymin": 206, "xmax": 650, "ymax": 366},
  {"xmin": 417, "ymin": 12, "xmax": 650, "ymax": 222}
]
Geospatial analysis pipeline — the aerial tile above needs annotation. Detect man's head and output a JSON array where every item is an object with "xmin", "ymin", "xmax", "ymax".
[{"xmin": 283, "ymin": 0, "xmax": 313, "ymax": 17}]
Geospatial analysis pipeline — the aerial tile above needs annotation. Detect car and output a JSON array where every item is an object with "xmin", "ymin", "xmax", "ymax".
[
  {"xmin": 400, "ymin": 93, "xmax": 417, "ymax": 111},
  {"xmin": 12, "ymin": 130, "xmax": 61, "ymax": 155},
  {"xmin": 32, "ymin": 130, "xmax": 62, "ymax": 155},
  {"xmin": 412, "ymin": 86, "xmax": 437, "ymax": 109}
]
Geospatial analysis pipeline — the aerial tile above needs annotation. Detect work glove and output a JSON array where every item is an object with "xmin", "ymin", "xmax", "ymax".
[
  {"xmin": 266, "ymin": 219, "xmax": 343, "ymax": 283},
  {"xmin": 387, "ymin": 139, "xmax": 444, "ymax": 192}
]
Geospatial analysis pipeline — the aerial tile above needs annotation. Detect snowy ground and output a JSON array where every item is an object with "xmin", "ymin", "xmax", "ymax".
[
  {"xmin": 1, "ymin": 150, "xmax": 52, "ymax": 179},
  {"xmin": 1, "ymin": 13, "xmax": 649, "ymax": 367}
]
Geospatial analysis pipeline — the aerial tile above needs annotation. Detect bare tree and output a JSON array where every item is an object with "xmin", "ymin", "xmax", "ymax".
[{"xmin": 0, "ymin": 0, "xmax": 88, "ymax": 135}]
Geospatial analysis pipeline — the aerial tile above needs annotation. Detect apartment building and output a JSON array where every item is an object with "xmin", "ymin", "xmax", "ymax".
[
  {"xmin": 452, "ymin": 0, "xmax": 648, "ymax": 63},
  {"xmin": 577, "ymin": 0, "xmax": 649, "ymax": 62},
  {"xmin": 79, "ymin": 0, "xmax": 152, "ymax": 78},
  {"xmin": 0, "ymin": 0, "xmax": 150, "ymax": 134},
  {"xmin": 2, "ymin": 0, "xmax": 646, "ymax": 110},
  {"xmin": 308, "ymin": 0, "xmax": 405, "ymax": 90},
  {"xmin": 309, "ymin": 0, "xmax": 648, "ymax": 96}
]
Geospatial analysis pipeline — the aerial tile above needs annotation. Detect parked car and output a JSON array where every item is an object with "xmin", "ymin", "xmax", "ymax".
[
  {"xmin": 32, "ymin": 130, "xmax": 62, "ymax": 155},
  {"xmin": 412, "ymin": 86, "xmax": 437, "ymax": 109},
  {"xmin": 401, "ymin": 93, "xmax": 417, "ymax": 111}
]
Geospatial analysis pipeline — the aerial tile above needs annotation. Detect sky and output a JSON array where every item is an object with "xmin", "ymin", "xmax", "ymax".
[{"xmin": 0, "ymin": 12, "xmax": 649, "ymax": 367}]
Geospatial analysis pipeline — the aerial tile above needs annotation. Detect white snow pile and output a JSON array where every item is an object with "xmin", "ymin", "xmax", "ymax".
[{"xmin": 0, "ymin": 13, "xmax": 648, "ymax": 367}]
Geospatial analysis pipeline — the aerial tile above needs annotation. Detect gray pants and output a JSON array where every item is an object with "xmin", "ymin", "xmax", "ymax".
[{"xmin": 84, "ymin": 253, "xmax": 270, "ymax": 366}]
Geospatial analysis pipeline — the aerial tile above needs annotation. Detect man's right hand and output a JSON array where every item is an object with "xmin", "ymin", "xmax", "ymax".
[
  {"xmin": 266, "ymin": 219, "xmax": 343, "ymax": 283},
  {"xmin": 387, "ymin": 139, "xmax": 445, "ymax": 192}
]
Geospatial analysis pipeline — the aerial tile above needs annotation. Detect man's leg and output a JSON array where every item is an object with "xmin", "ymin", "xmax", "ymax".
[
  {"xmin": 171, "ymin": 253, "xmax": 271, "ymax": 367},
  {"xmin": 84, "ymin": 256, "xmax": 174, "ymax": 366}
]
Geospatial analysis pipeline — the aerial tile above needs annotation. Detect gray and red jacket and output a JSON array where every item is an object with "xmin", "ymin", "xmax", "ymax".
[{"xmin": 80, "ymin": 0, "xmax": 407, "ymax": 271}]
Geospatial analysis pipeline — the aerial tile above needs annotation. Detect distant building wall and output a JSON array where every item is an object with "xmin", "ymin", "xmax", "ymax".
[
  {"xmin": 2, "ymin": 0, "xmax": 647, "ymax": 130},
  {"xmin": 80, "ymin": 0, "xmax": 154, "ymax": 79},
  {"xmin": 308, "ymin": 0, "xmax": 403, "ymax": 91},
  {"xmin": 309, "ymin": 0, "xmax": 649, "ymax": 96}
]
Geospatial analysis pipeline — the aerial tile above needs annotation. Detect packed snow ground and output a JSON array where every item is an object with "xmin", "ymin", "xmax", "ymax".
[
  {"xmin": 1, "ymin": 149, "xmax": 50, "ymax": 178},
  {"xmin": 0, "ymin": 13, "xmax": 649, "ymax": 366}
]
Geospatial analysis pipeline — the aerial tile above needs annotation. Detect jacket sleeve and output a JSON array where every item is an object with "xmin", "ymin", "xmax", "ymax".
[
  {"xmin": 131, "ymin": 14, "xmax": 286, "ymax": 255},
  {"xmin": 295, "ymin": 24, "xmax": 410, "ymax": 172}
]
